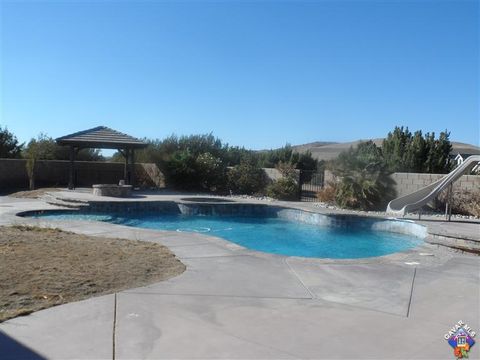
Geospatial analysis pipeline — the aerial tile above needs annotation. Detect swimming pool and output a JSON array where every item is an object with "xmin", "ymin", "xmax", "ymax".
[{"xmin": 30, "ymin": 207, "xmax": 424, "ymax": 259}]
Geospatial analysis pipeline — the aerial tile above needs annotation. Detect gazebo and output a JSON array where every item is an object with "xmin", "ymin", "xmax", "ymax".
[{"xmin": 56, "ymin": 126, "xmax": 148, "ymax": 190}]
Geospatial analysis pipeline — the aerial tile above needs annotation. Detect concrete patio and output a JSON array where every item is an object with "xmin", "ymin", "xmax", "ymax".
[{"xmin": 0, "ymin": 191, "xmax": 479, "ymax": 359}]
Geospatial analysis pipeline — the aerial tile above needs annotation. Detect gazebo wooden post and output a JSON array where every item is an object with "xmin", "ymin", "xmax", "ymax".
[
  {"xmin": 123, "ymin": 148, "xmax": 129, "ymax": 184},
  {"xmin": 130, "ymin": 148, "xmax": 135, "ymax": 188},
  {"xmin": 68, "ymin": 145, "xmax": 76, "ymax": 190}
]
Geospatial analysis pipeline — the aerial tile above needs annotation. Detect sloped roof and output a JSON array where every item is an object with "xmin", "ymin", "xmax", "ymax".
[{"xmin": 56, "ymin": 126, "xmax": 148, "ymax": 149}]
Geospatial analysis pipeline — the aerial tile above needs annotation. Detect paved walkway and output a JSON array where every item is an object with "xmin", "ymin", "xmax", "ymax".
[{"xmin": 0, "ymin": 192, "xmax": 479, "ymax": 359}]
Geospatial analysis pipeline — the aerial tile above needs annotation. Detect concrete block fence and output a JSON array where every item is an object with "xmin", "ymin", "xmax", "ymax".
[
  {"xmin": 0, "ymin": 159, "xmax": 164, "ymax": 189},
  {"xmin": 1, "ymin": 158, "xmax": 477, "ymax": 197},
  {"xmin": 323, "ymin": 170, "xmax": 479, "ymax": 197},
  {"xmin": 391, "ymin": 172, "xmax": 480, "ymax": 197}
]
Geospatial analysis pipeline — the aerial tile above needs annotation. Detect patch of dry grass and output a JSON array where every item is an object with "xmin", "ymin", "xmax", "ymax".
[
  {"xmin": 8, "ymin": 188, "xmax": 59, "ymax": 199},
  {"xmin": 0, "ymin": 226, "xmax": 185, "ymax": 322}
]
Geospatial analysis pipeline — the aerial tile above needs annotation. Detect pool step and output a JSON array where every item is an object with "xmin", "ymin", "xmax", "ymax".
[{"xmin": 42, "ymin": 194, "xmax": 90, "ymax": 209}]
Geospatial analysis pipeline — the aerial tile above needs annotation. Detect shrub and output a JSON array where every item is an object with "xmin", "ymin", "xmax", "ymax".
[
  {"xmin": 333, "ymin": 163, "xmax": 396, "ymax": 210},
  {"xmin": 228, "ymin": 161, "xmax": 267, "ymax": 195},
  {"xmin": 316, "ymin": 182, "xmax": 337, "ymax": 203},
  {"xmin": 266, "ymin": 177, "xmax": 299, "ymax": 201},
  {"xmin": 438, "ymin": 189, "xmax": 480, "ymax": 218},
  {"xmin": 194, "ymin": 152, "xmax": 227, "ymax": 192},
  {"xmin": 331, "ymin": 141, "xmax": 396, "ymax": 210},
  {"xmin": 166, "ymin": 150, "xmax": 227, "ymax": 191},
  {"xmin": 165, "ymin": 150, "xmax": 197, "ymax": 189},
  {"xmin": 266, "ymin": 162, "xmax": 299, "ymax": 201}
]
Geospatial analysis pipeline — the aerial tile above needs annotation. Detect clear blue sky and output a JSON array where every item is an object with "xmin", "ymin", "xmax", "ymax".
[{"xmin": 1, "ymin": 0, "xmax": 479, "ymax": 150}]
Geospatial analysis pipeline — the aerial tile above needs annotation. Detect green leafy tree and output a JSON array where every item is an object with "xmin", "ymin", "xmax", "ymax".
[
  {"xmin": 224, "ymin": 146, "xmax": 256, "ymax": 166},
  {"xmin": 228, "ymin": 160, "xmax": 268, "ymax": 195},
  {"xmin": 194, "ymin": 152, "xmax": 227, "ymax": 191},
  {"xmin": 165, "ymin": 150, "xmax": 197, "ymax": 189},
  {"xmin": 23, "ymin": 134, "xmax": 104, "ymax": 189},
  {"xmin": 382, "ymin": 126, "xmax": 452, "ymax": 173},
  {"xmin": 165, "ymin": 150, "xmax": 227, "ymax": 191},
  {"xmin": 24, "ymin": 134, "xmax": 103, "ymax": 162},
  {"xmin": 382, "ymin": 126, "xmax": 412, "ymax": 172},
  {"xmin": 404, "ymin": 131, "xmax": 427, "ymax": 173},
  {"xmin": 426, "ymin": 131, "xmax": 452, "ymax": 173},
  {"xmin": 0, "ymin": 126, "xmax": 23, "ymax": 158}
]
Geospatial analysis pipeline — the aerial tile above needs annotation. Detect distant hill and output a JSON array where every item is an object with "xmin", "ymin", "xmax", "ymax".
[{"xmin": 290, "ymin": 139, "xmax": 480, "ymax": 161}]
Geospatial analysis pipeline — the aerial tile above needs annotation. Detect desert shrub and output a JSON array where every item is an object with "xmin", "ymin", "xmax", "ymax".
[
  {"xmin": 166, "ymin": 150, "xmax": 226, "ymax": 191},
  {"xmin": 228, "ymin": 160, "xmax": 267, "ymax": 195},
  {"xmin": 437, "ymin": 189, "xmax": 480, "ymax": 218},
  {"xmin": 165, "ymin": 150, "xmax": 197, "ymax": 189},
  {"xmin": 194, "ymin": 152, "xmax": 227, "ymax": 191},
  {"xmin": 266, "ymin": 177, "xmax": 299, "ymax": 200},
  {"xmin": 334, "ymin": 165, "xmax": 395, "ymax": 210},
  {"xmin": 258, "ymin": 144, "xmax": 317, "ymax": 171},
  {"xmin": 316, "ymin": 182, "xmax": 337, "ymax": 203},
  {"xmin": 332, "ymin": 141, "xmax": 396, "ymax": 210},
  {"xmin": 266, "ymin": 162, "xmax": 299, "ymax": 201}
]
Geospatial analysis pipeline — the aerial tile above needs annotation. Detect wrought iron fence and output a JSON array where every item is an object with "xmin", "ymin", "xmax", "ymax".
[{"xmin": 299, "ymin": 170, "xmax": 324, "ymax": 202}]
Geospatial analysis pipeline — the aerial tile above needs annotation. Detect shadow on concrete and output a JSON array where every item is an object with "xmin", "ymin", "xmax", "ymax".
[{"xmin": 0, "ymin": 331, "xmax": 46, "ymax": 360}]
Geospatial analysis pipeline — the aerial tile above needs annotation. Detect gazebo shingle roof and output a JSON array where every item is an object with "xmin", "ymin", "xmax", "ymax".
[{"xmin": 56, "ymin": 126, "xmax": 148, "ymax": 149}]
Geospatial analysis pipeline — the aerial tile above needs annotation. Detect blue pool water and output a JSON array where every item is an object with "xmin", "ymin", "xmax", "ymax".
[{"xmin": 33, "ymin": 211, "xmax": 423, "ymax": 259}]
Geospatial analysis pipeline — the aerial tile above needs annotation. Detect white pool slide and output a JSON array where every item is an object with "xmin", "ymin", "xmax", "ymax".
[{"xmin": 386, "ymin": 155, "xmax": 480, "ymax": 216}]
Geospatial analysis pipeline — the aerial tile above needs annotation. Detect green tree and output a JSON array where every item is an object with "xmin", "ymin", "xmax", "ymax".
[
  {"xmin": 429, "ymin": 131, "xmax": 452, "ymax": 173},
  {"xmin": 404, "ymin": 131, "xmax": 427, "ymax": 173},
  {"xmin": 0, "ymin": 126, "xmax": 23, "ymax": 158},
  {"xmin": 382, "ymin": 126, "xmax": 412, "ymax": 172},
  {"xmin": 165, "ymin": 149, "xmax": 197, "ymax": 189},
  {"xmin": 195, "ymin": 152, "xmax": 227, "ymax": 191},
  {"xmin": 382, "ymin": 126, "xmax": 452, "ymax": 173},
  {"xmin": 228, "ymin": 160, "xmax": 267, "ymax": 195},
  {"xmin": 23, "ymin": 133, "xmax": 103, "ymax": 161}
]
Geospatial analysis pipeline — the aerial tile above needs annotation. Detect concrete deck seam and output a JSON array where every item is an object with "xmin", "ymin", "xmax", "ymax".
[
  {"xmin": 406, "ymin": 267, "xmax": 417, "ymax": 318},
  {"xmin": 119, "ymin": 291, "xmax": 409, "ymax": 318},
  {"xmin": 121, "ymin": 291, "xmax": 312, "ymax": 301},
  {"xmin": 112, "ymin": 293, "xmax": 117, "ymax": 360},
  {"xmin": 284, "ymin": 258, "xmax": 315, "ymax": 300}
]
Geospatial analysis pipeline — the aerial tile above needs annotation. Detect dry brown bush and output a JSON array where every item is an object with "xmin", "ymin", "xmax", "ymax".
[
  {"xmin": 316, "ymin": 182, "xmax": 337, "ymax": 203},
  {"xmin": 438, "ymin": 189, "xmax": 480, "ymax": 218}
]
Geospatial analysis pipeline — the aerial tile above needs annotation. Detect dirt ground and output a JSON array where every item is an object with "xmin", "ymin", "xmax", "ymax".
[
  {"xmin": 7, "ymin": 188, "xmax": 59, "ymax": 199},
  {"xmin": 0, "ymin": 226, "xmax": 185, "ymax": 322}
]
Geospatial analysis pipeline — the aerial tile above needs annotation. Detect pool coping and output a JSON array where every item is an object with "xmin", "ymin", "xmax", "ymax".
[{"xmin": 2, "ymin": 192, "xmax": 470, "ymax": 265}]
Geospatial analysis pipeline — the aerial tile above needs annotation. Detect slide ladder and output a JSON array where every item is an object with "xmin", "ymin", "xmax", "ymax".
[{"xmin": 386, "ymin": 155, "xmax": 480, "ymax": 216}]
